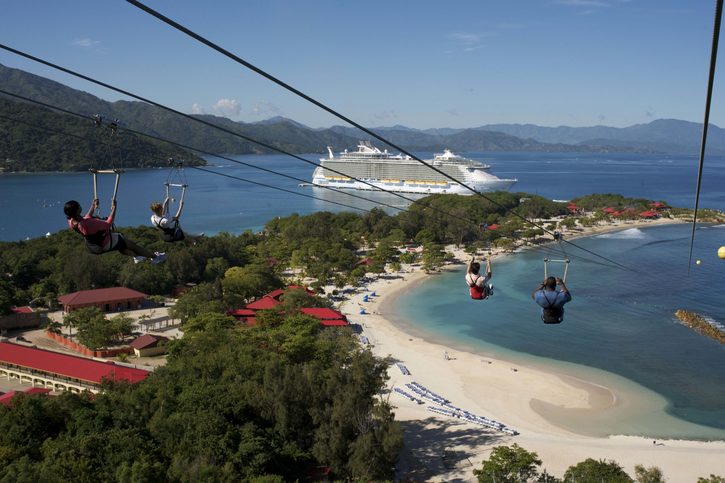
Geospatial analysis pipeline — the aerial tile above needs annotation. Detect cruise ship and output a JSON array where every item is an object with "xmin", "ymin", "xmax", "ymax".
[{"xmin": 311, "ymin": 142, "xmax": 516, "ymax": 195}]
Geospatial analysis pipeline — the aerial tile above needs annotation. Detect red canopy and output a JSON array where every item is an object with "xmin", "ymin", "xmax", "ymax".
[{"xmin": 487, "ymin": 224, "xmax": 499, "ymax": 230}]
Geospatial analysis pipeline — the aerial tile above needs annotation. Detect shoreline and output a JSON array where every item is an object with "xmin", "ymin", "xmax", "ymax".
[{"xmin": 337, "ymin": 217, "xmax": 725, "ymax": 480}]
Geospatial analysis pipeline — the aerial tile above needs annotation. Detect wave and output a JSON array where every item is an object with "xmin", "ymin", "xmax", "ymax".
[{"xmin": 596, "ymin": 228, "xmax": 646, "ymax": 239}]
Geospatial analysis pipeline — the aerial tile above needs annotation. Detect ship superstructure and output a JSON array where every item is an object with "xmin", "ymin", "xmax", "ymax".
[{"xmin": 311, "ymin": 142, "xmax": 516, "ymax": 194}]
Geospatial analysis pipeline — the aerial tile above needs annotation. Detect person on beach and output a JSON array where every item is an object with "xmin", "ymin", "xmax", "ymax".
[
  {"xmin": 149, "ymin": 198, "xmax": 203, "ymax": 243},
  {"xmin": 64, "ymin": 199, "xmax": 166, "ymax": 264},
  {"xmin": 532, "ymin": 276, "xmax": 571, "ymax": 323},
  {"xmin": 466, "ymin": 256, "xmax": 493, "ymax": 300}
]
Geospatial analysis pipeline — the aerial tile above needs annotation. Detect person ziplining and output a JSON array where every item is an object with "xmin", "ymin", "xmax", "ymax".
[
  {"xmin": 149, "ymin": 160, "xmax": 203, "ymax": 243},
  {"xmin": 64, "ymin": 198, "xmax": 165, "ymax": 263},
  {"xmin": 466, "ymin": 256, "xmax": 493, "ymax": 300},
  {"xmin": 149, "ymin": 195, "xmax": 203, "ymax": 243},
  {"xmin": 65, "ymin": 115, "xmax": 165, "ymax": 263},
  {"xmin": 532, "ymin": 277, "xmax": 571, "ymax": 324}
]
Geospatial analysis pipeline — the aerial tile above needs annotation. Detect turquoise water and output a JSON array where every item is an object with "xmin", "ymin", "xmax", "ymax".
[{"xmin": 393, "ymin": 223, "xmax": 725, "ymax": 438}]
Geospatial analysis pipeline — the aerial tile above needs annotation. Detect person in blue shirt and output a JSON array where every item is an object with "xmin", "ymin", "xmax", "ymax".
[{"xmin": 532, "ymin": 276, "xmax": 571, "ymax": 324}]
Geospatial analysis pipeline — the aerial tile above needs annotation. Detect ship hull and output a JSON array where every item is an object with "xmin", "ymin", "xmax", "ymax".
[{"xmin": 311, "ymin": 167, "xmax": 516, "ymax": 194}]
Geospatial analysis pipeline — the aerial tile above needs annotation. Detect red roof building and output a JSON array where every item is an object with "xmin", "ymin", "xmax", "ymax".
[
  {"xmin": 58, "ymin": 287, "xmax": 147, "ymax": 313},
  {"xmin": 650, "ymin": 202, "xmax": 667, "ymax": 209},
  {"xmin": 639, "ymin": 210, "xmax": 659, "ymax": 218},
  {"xmin": 0, "ymin": 387, "xmax": 52, "ymax": 407},
  {"xmin": 10, "ymin": 306, "xmax": 34, "ymax": 314},
  {"xmin": 602, "ymin": 207, "xmax": 617, "ymax": 214},
  {"xmin": 245, "ymin": 296, "xmax": 281, "ymax": 310},
  {"xmin": 0, "ymin": 342, "xmax": 149, "ymax": 390},
  {"xmin": 129, "ymin": 334, "xmax": 169, "ymax": 357},
  {"xmin": 300, "ymin": 307, "xmax": 349, "ymax": 327}
]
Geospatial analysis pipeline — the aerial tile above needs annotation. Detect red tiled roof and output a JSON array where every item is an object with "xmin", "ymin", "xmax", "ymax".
[
  {"xmin": 10, "ymin": 306, "xmax": 33, "ymax": 314},
  {"xmin": 320, "ymin": 319, "xmax": 349, "ymax": 327},
  {"xmin": 0, "ymin": 342, "xmax": 149, "ymax": 385},
  {"xmin": 265, "ymin": 285, "xmax": 315, "ymax": 301},
  {"xmin": 0, "ymin": 391, "xmax": 17, "ymax": 407},
  {"xmin": 266, "ymin": 288, "xmax": 287, "ymax": 300},
  {"xmin": 58, "ymin": 287, "xmax": 147, "ymax": 306},
  {"xmin": 640, "ymin": 210, "xmax": 658, "ymax": 218},
  {"xmin": 129, "ymin": 334, "xmax": 167, "ymax": 350},
  {"xmin": 650, "ymin": 202, "xmax": 666, "ymax": 208},
  {"xmin": 245, "ymin": 296, "xmax": 280, "ymax": 310},
  {"xmin": 300, "ymin": 307, "xmax": 347, "ymax": 321},
  {"xmin": 603, "ymin": 207, "xmax": 617, "ymax": 214},
  {"xmin": 0, "ymin": 387, "xmax": 52, "ymax": 407}
]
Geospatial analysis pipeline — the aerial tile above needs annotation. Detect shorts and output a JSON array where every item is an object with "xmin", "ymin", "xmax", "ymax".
[{"xmin": 106, "ymin": 233, "xmax": 127, "ymax": 252}]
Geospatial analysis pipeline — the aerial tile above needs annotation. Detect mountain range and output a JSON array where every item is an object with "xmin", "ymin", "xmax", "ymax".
[{"xmin": 1, "ymin": 62, "xmax": 724, "ymax": 173}]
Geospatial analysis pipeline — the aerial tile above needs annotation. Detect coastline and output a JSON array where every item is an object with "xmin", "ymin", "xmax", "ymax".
[{"xmin": 337, "ymin": 217, "xmax": 725, "ymax": 481}]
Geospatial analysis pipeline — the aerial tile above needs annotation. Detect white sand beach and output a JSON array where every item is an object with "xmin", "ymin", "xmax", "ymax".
[{"xmin": 337, "ymin": 217, "xmax": 725, "ymax": 481}]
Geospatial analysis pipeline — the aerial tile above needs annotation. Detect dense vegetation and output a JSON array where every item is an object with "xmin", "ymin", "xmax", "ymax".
[
  {"xmin": 0, "ymin": 308, "xmax": 402, "ymax": 481},
  {"xmin": 473, "ymin": 444, "xmax": 721, "ymax": 483},
  {"xmin": 0, "ymin": 98, "xmax": 203, "ymax": 172},
  {"xmin": 1, "ymin": 192, "xmax": 723, "ymax": 481}
]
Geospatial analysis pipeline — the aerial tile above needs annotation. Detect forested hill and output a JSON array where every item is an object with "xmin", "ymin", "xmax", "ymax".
[
  {"xmin": 0, "ymin": 63, "xmax": 362, "ymax": 157},
  {"xmin": 1, "ymin": 63, "xmax": 655, "ymax": 159},
  {"xmin": 0, "ymin": 98, "xmax": 203, "ymax": 172}
]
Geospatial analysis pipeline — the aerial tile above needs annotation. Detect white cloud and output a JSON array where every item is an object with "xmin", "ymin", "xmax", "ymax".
[
  {"xmin": 450, "ymin": 32, "xmax": 482, "ymax": 44},
  {"xmin": 250, "ymin": 101, "xmax": 282, "ymax": 118},
  {"xmin": 213, "ymin": 98, "xmax": 241, "ymax": 117},
  {"xmin": 72, "ymin": 38, "xmax": 100, "ymax": 48},
  {"xmin": 191, "ymin": 103, "xmax": 205, "ymax": 115}
]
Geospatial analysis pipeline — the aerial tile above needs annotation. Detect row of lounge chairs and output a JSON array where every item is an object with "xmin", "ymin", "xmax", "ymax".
[{"xmin": 395, "ymin": 380, "xmax": 518, "ymax": 436}]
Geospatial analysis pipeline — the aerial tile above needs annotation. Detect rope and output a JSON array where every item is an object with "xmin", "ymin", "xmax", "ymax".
[
  {"xmin": 121, "ymin": 4, "xmax": 634, "ymax": 272},
  {"xmin": 688, "ymin": 0, "xmax": 723, "ymax": 270}
]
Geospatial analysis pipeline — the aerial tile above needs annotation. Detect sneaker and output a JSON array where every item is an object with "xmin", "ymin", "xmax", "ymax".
[
  {"xmin": 133, "ymin": 256, "xmax": 147, "ymax": 264},
  {"xmin": 151, "ymin": 252, "xmax": 167, "ymax": 265},
  {"xmin": 487, "ymin": 283, "xmax": 494, "ymax": 296}
]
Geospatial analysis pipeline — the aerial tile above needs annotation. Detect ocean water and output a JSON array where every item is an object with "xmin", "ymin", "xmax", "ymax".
[
  {"xmin": 393, "ymin": 223, "xmax": 725, "ymax": 438},
  {"xmin": 1, "ymin": 152, "xmax": 724, "ymax": 241}
]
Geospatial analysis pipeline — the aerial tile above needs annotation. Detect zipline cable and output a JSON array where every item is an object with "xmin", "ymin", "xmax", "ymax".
[
  {"xmin": 123, "ymin": 2, "xmax": 633, "ymax": 272},
  {"xmin": 0, "ymin": 111, "xmax": 369, "ymax": 213},
  {"xmin": 688, "ymin": 0, "xmax": 723, "ymax": 270},
  {"xmin": 0, "ymin": 44, "xmax": 484, "ymax": 229}
]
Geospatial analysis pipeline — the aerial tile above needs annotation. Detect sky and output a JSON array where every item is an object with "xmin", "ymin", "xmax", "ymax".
[{"xmin": 1, "ymin": 0, "xmax": 723, "ymax": 129}]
